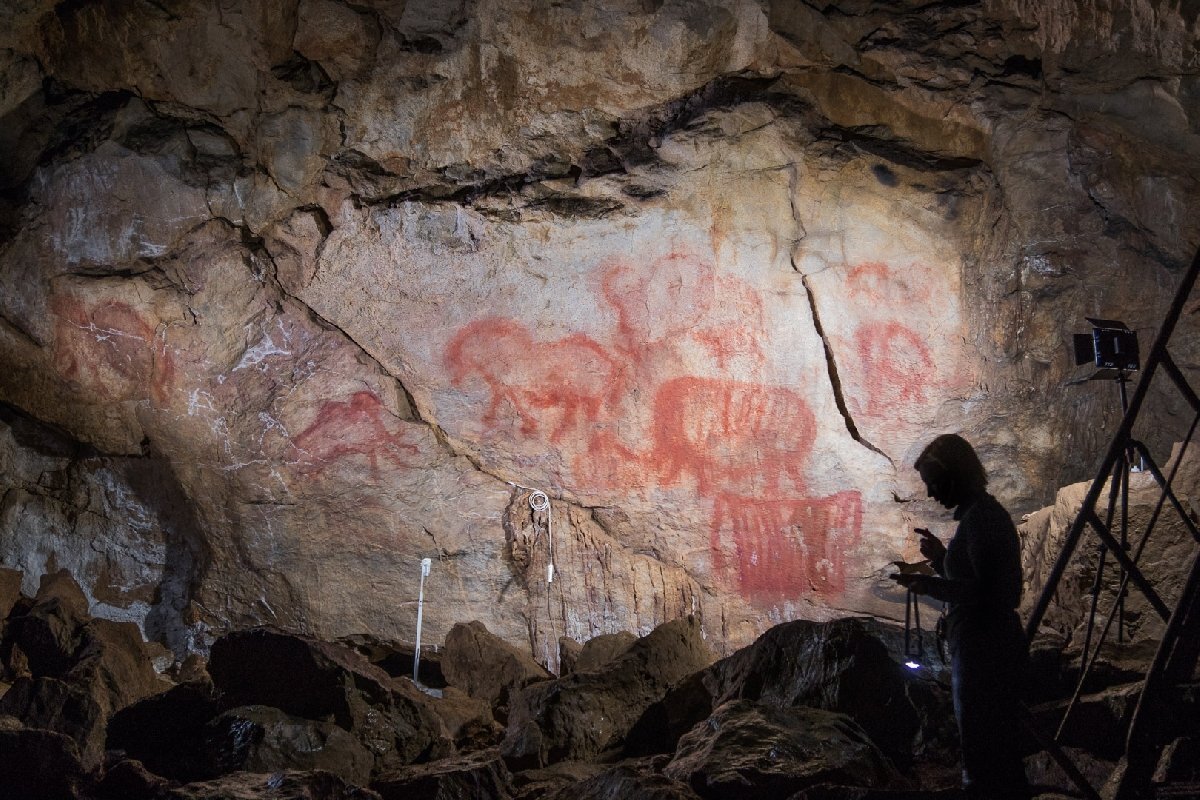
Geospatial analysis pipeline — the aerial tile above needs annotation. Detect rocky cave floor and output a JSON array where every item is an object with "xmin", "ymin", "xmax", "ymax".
[{"xmin": 1, "ymin": 567, "xmax": 1198, "ymax": 800}]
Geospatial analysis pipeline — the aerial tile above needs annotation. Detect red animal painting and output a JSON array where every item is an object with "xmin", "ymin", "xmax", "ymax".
[
  {"xmin": 711, "ymin": 490, "xmax": 863, "ymax": 598},
  {"xmin": 51, "ymin": 295, "xmax": 173, "ymax": 404},
  {"xmin": 445, "ymin": 250, "xmax": 869, "ymax": 603},
  {"xmin": 600, "ymin": 254, "xmax": 767, "ymax": 370},
  {"xmin": 292, "ymin": 391, "xmax": 418, "ymax": 475},
  {"xmin": 854, "ymin": 321, "xmax": 935, "ymax": 415},
  {"xmin": 444, "ymin": 317, "xmax": 619, "ymax": 441},
  {"xmin": 651, "ymin": 377, "xmax": 816, "ymax": 496}
]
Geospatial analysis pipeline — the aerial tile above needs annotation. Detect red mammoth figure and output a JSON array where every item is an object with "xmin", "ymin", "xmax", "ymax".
[
  {"xmin": 445, "ymin": 317, "xmax": 620, "ymax": 441},
  {"xmin": 652, "ymin": 377, "xmax": 817, "ymax": 496}
]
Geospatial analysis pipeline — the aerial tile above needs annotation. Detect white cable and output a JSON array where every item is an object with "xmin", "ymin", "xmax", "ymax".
[{"xmin": 529, "ymin": 490, "xmax": 554, "ymax": 583}]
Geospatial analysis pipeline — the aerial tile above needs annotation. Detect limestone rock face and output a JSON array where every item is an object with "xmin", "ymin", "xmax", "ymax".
[{"xmin": 2, "ymin": 0, "xmax": 1200, "ymax": 665}]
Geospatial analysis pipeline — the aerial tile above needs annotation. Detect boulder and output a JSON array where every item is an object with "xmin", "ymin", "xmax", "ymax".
[
  {"xmin": 372, "ymin": 748, "xmax": 514, "ymax": 800},
  {"xmin": 0, "ymin": 717, "xmax": 89, "ymax": 800},
  {"xmin": 509, "ymin": 760, "xmax": 605, "ymax": 800},
  {"xmin": 663, "ymin": 700, "xmax": 904, "ymax": 800},
  {"xmin": 1033, "ymin": 682, "xmax": 1142, "ymax": 761},
  {"xmin": 557, "ymin": 637, "xmax": 583, "ymax": 676},
  {"xmin": 1023, "ymin": 746, "xmax": 1115, "ymax": 797},
  {"xmin": 203, "ymin": 705, "xmax": 375, "ymax": 785},
  {"xmin": 502, "ymin": 616, "xmax": 712, "ymax": 768},
  {"xmin": 34, "ymin": 569, "xmax": 90, "ymax": 618},
  {"xmin": 160, "ymin": 770, "xmax": 382, "ymax": 800},
  {"xmin": 628, "ymin": 618, "xmax": 920, "ymax": 762},
  {"xmin": 0, "ymin": 675, "xmax": 108, "ymax": 766},
  {"xmin": 208, "ymin": 628, "xmax": 451, "ymax": 771},
  {"xmin": 545, "ymin": 760, "xmax": 702, "ymax": 800},
  {"xmin": 429, "ymin": 685, "xmax": 504, "ymax": 752},
  {"xmin": 340, "ymin": 632, "xmax": 447, "ymax": 687},
  {"xmin": 0, "ymin": 566, "xmax": 22, "ymax": 620},
  {"xmin": 8, "ymin": 595, "xmax": 86, "ymax": 677},
  {"xmin": 443, "ymin": 621, "xmax": 552, "ymax": 710},
  {"xmin": 67, "ymin": 617, "xmax": 166, "ymax": 711},
  {"xmin": 574, "ymin": 631, "xmax": 637, "ymax": 674},
  {"xmin": 95, "ymin": 758, "xmax": 171, "ymax": 800},
  {"xmin": 107, "ymin": 681, "xmax": 223, "ymax": 782}
]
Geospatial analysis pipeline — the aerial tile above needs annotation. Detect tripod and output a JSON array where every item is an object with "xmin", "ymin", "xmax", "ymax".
[{"xmin": 1079, "ymin": 368, "xmax": 1138, "ymax": 660}]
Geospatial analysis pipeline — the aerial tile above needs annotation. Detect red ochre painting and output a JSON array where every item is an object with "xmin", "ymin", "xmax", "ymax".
[
  {"xmin": 292, "ymin": 390, "xmax": 419, "ymax": 476},
  {"xmin": 442, "ymin": 252, "xmax": 946, "ymax": 602},
  {"xmin": 51, "ymin": 295, "xmax": 174, "ymax": 404}
]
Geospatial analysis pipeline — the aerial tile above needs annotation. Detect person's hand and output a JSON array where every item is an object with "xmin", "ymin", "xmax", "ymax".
[{"xmin": 915, "ymin": 527, "xmax": 945, "ymax": 562}]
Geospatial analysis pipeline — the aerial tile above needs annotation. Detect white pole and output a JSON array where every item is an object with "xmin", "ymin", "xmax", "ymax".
[{"xmin": 413, "ymin": 557, "xmax": 431, "ymax": 683}]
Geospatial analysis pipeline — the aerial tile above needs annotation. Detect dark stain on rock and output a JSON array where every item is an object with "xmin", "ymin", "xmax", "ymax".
[{"xmin": 872, "ymin": 164, "xmax": 898, "ymax": 187}]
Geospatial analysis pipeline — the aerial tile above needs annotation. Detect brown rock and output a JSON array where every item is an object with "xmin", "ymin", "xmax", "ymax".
[
  {"xmin": 203, "ymin": 705, "xmax": 375, "ymax": 785},
  {"xmin": 9, "ymin": 595, "xmax": 87, "ymax": 677},
  {"xmin": 67, "ymin": 618, "xmax": 166, "ymax": 712},
  {"xmin": 35, "ymin": 568, "xmax": 90, "ymax": 618},
  {"xmin": 557, "ymin": 637, "xmax": 582, "ymax": 676},
  {"xmin": 0, "ymin": 675, "xmax": 107, "ymax": 766},
  {"xmin": 662, "ymin": 700, "xmax": 905, "ymax": 799},
  {"xmin": 107, "ymin": 681, "xmax": 223, "ymax": 782},
  {"xmin": 502, "ymin": 616, "xmax": 712, "ymax": 768},
  {"xmin": 208, "ymin": 628, "xmax": 452, "ymax": 772},
  {"xmin": 161, "ymin": 770, "xmax": 382, "ymax": 800},
  {"xmin": 626, "ymin": 618, "xmax": 921, "ymax": 763},
  {"xmin": 429, "ymin": 685, "xmax": 504, "ymax": 752},
  {"xmin": 95, "ymin": 758, "xmax": 171, "ymax": 800},
  {"xmin": 574, "ymin": 631, "xmax": 637, "ymax": 674},
  {"xmin": 0, "ymin": 566, "xmax": 22, "ymax": 620},
  {"xmin": 0, "ymin": 720, "xmax": 89, "ymax": 800},
  {"xmin": 373, "ymin": 748, "xmax": 514, "ymax": 800},
  {"xmin": 443, "ymin": 621, "xmax": 553, "ymax": 710},
  {"xmin": 544, "ymin": 759, "xmax": 702, "ymax": 800}
]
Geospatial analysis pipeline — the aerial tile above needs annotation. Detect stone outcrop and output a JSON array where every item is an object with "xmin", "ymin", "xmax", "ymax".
[
  {"xmin": 3, "ymin": 0, "xmax": 1200, "ymax": 664},
  {"xmin": 372, "ymin": 749, "xmax": 514, "ymax": 800},
  {"xmin": 203, "ymin": 705, "xmax": 376, "ymax": 785},
  {"xmin": 442, "ymin": 621, "xmax": 553, "ymax": 713},
  {"xmin": 663, "ymin": 700, "xmax": 904, "ymax": 799},
  {"xmin": 627, "ymin": 618, "xmax": 923, "ymax": 763},
  {"xmin": 208, "ymin": 628, "xmax": 454, "ymax": 771},
  {"xmin": 0, "ymin": 585, "xmax": 1173, "ymax": 798},
  {"xmin": 502, "ymin": 616, "xmax": 713, "ymax": 768}
]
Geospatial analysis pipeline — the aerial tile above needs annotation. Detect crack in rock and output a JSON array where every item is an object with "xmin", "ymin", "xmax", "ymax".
[{"xmin": 796, "ymin": 270, "xmax": 894, "ymax": 465}]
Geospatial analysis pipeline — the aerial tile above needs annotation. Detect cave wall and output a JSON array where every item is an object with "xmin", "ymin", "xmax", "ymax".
[{"xmin": 1, "ymin": 0, "xmax": 1199, "ymax": 664}]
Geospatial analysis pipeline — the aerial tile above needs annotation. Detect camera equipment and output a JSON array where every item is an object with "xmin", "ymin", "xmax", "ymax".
[{"xmin": 1073, "ymin": 318, "xmax": 1140, "ymax": 379}]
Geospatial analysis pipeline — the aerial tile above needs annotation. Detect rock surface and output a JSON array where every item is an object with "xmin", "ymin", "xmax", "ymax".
[
  {"xmin": 662, "ymin": 700, "xmax": 904, "ymax": 799},
  {"xmin": 1, "ymin": 0, "xmax": 1200, "ymax": 667},
  {"xmin": 628, "ymin": 617, "xmax": 922, "ymax": 763},
  {"xmin": 443, "ymin": 620, "xmax": 553, "ymax": 712},
  {"xmin": 502, "ymin": 616, "xmax": 713, "ymax": 767}
]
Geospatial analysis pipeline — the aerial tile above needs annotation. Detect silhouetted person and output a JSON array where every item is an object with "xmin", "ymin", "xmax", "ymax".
[{"xmin": 892, "ymin": 434, "xmax": 1030, "ymax": 799}]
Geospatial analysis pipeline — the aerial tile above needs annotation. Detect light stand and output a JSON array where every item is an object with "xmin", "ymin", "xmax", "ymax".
[{"xmin": 1071, "ymin": 319, "xmax": 1140, "ymax": 657}]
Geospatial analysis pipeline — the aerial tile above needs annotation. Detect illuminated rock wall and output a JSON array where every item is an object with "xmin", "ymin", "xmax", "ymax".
[{"xmin": 1, "ymin": 0, "xmax": 1198, "ymax": 663}]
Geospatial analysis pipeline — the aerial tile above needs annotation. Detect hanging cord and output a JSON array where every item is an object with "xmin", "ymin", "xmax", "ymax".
[
  {"xmin": 529, "ymin": 490, "xmax": 555, "ymax": 584},
  {"xmin": 523, "ymin": 487, "xmax": 569, "ymax": 672}
]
